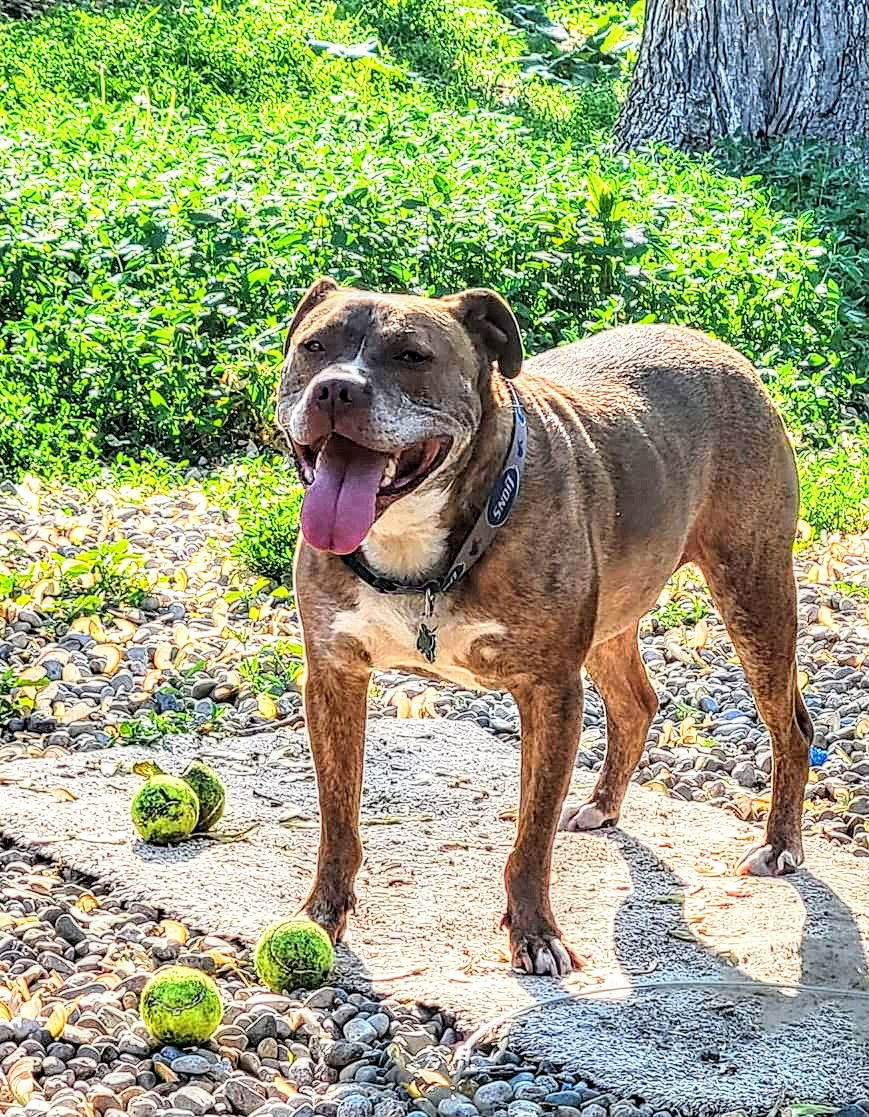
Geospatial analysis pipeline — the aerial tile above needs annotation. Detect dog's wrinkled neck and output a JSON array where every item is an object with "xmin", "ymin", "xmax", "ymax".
[{"xmin": 360, "ymin": 374, "xmax": 515, "ymax": 584}]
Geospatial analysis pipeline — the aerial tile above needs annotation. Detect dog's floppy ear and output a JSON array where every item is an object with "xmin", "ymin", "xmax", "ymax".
[
  {"xmin": 441, "ymin": 288, "xmax": 523, "ymax": 379},
  {"xmin": 283, "ymin": 277, "xmax": 340, "ymax": 356}
]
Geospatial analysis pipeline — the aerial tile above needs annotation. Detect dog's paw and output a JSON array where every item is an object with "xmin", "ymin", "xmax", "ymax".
[
  {"xmin": 736, "ymin": 842, "xmax": 802, "ymax": 877},
  {"xmin": 510, "ymin": 931, "xmax": 578, "ymax": 977},
  {"xmin": 301, "ymin": 887, "xmax": 357, "ymax": 942},
  {"xmin": 558, "ymin": 801, "xmax": 616, "ymax": 832}
]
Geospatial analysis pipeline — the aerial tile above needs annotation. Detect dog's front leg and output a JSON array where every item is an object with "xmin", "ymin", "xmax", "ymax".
[
  {"xmin": 503, "ymin": 674, "xmax": 584, "ymax": 976},
  {"xmin": 300, "ymin": 658, "xmax": 370, "ymax": 942}
]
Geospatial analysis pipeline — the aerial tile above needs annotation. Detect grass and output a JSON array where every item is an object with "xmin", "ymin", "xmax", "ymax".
[
  {"xmin": 114, "ymin": 708, "xmax": 206, "ymax": 745},
  {"xmin": 0, "ymin": 666, "xmax": 49, "ymax": 724},
  {"xmin": 652, "ymin": 596, "xmax": 710, "ymax": 631},
  {"xmin": 0, "ymin": 539, "xmax": 150, "ymax": 622},
  {"xmin": 238, "ymin": 639, "xmax": 305, "ymax": 696},
  {"xmin": 832, "ymin": 581, "xmax": 869, "ymax": 601}
]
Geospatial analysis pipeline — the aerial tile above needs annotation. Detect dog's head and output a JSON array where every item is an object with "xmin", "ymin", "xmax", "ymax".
[{"xmin": 276, "ymin": 278, "xmax": 523, "ymax": 555}]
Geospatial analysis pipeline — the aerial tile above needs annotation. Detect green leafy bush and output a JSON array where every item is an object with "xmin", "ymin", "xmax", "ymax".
[
  {"xmin": 798, "ymin": 435, "xmax": 869, "ymax": 535},
  {"xmin": 0, "ymin": 0, "xmax": 866, "ymax": 481},
  {"xmin": 226, "ymin": 458, "xmax": 303, "ymax": 584}
]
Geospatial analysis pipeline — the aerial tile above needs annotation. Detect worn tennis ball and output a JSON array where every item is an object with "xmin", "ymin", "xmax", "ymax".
[
  {"xmin": 253, "ymin": 918, "xmax": 335, "ymax": 992},
  {"xmin": 140, "ymin": 965, "xmax": 223, "ymax": 1044},
  {"xmin": 131, "ymin": 775, "xmax": 199, "ymax": 845},
  {"xmin": 181, "ymin": 758, "xmax": 226, "ymax": 831}
]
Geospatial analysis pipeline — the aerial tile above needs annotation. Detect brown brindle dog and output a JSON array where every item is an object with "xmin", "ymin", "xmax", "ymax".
[{"xmin": 276, "ymin": 278, "xmax": 812, "ymax": 977}]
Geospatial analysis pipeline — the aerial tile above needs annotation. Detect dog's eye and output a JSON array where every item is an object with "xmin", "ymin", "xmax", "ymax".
[
  {"xmin": 397, "ymin": 349, "xmax": 429, "ymax": 365},
  {"xmin": 303, "ymin": 338, "xmax": 325, "ymax": 353}
]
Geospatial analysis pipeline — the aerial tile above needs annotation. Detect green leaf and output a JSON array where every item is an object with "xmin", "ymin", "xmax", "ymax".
[
  {"xmin": 246, "ymin": 267, "xmax": 272, "ymax": 288},
  {"xmin": 600, "ymin": 24, "xmax": 627, "ymax": 52}
]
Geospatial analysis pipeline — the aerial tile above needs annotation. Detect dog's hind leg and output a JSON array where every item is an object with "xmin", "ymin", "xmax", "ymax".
[
  {"xmin": 695, "ymin": 531, "xmax": 812, "ymax": 876},
  {"xmin": 558, "ymin": 624, "xmax": 657, "ymax": 832}
]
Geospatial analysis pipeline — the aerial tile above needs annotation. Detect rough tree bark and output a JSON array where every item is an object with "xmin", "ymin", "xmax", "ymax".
[{"xmin": 616, "ymin": 0, "xmax": 869, "ymax": 151}]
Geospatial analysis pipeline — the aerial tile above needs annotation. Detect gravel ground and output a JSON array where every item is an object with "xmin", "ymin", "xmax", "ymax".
[
  {"xmin": 0, "ymin": 838, "xmax": 670, "ymax": 1117},
  {"xmin": 2, "ymin": 471, "xmax": 868, "ymax": 856},
  {"xmin": 2, "ymin": 470, "xmax": 869, "ymax": 1116}
]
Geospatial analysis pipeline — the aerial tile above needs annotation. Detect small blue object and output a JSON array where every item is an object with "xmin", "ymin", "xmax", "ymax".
[{"xmin": 809, "ymin": 746, "xmax": 828, "ymax": 767}]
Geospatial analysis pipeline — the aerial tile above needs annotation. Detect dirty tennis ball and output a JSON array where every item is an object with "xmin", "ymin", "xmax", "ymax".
[
  {"xmin": 181, "ymin": 758, "xmax": 226, "ymax": 831},
  {"xmin": 253, "ymin": 918, "xmax": 335, "ymax": 992},
  {"xmin": 140, "ymin": 965, "xmax": 223, "ymax": 1044},
  {"xmin": 131, "ymin": 775, "xmax": 199, "ymax": 846}
]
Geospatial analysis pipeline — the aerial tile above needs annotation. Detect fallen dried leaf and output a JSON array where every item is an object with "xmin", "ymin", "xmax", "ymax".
[
  {"xmin": 106, "ymin": 617, "xmax": 138, "ymax": 644},
  {"xmin": 132, "ymin": 760, "xmax": 165, "ymax": 779},
  {"xmin": 688, "ymin": 617, "xmax": 709, "ymax": 649},
  {"xmin": 362, "ymin": 813, "xmax": 433, "ymax": 826},
  {"xmin": 49, "ymin": 786, "xmax": 77, "ymax": 802},
  {"xmin": 257, "ymin": 694, "xmax": 278, "ymax": 720},
  {"xmin": 273, "ymin": 1076, "xmax": 298, "ymax": 1099},
  {"xmin": 694, "ymin": 859, "xmax": 730, "ymax": 876},
  {"xmin": 173, "ymin": 623, "xmax": 191, "ymax": 649},
  {"xmin": 18, "ymin": 784, "xmax": 77, "ymax": 802},
  {"xmin": 27, "ymin": 874, "xmax": 60, "ymax": 893},
  {"xmin": 279, "ymin": 813, "xmax": 317, "ymax": 830},
  {"xmin": 92, "ymin": 643, "xmax": 123, "ymax": 676},
  {"xmin": 157, "ymin": 920, "xmax": 188, "ymax": 945},
  {"xmin": 8, "ymin": 1056, "xmax": 36, "ymax": 1104},
  {"xmin": 395, "ymin": 693, "xmax": 413, "ymax": 719},
  {"xmin": 46, "ymin": 1001, "xmax": 74, "ymax": 1039},
  {"xmin": 62, "ymin": 662, "xmax": 82, "ymax": 684},
  {"xmin": 193, "ymin": 823, "xmax": 261, "ymax": 843},
  {"xmin": 154, "ymin": 1061, "xmax": 178, "ymax": 1083}
]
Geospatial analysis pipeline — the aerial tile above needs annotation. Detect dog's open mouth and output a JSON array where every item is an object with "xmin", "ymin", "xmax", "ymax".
[{"xmin": 291, "ymin": 434, "xmax": 451, "ymax": 555}]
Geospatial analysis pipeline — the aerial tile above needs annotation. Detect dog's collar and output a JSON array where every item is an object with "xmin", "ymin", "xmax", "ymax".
[{"xmin": 340, "ymin": 381, "xmax": 527, "ymax": 632}]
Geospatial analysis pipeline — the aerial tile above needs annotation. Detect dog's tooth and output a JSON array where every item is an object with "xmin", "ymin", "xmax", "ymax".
[{"xmin": 381, "ymin": 457, "xmax": 398, "ymax": 485}]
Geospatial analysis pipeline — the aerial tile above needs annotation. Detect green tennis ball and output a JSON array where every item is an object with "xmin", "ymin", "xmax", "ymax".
[
  {"xmin": 131, "ymin": 775, "xmax": 199, "ymax": 846},
  {"xmin": 253, "ymin": 918, "xmax": 335, "ymax": 993},
  {"xmin": 140, "ymin": 965, "xmax": 223, "ymax": 1045},
  {"xmin": 181, "ymin": 758, "xmax": 226, "ymax": 831}
]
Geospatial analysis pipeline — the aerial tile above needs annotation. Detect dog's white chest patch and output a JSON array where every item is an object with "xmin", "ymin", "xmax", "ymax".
[
  {"xmin": 331, "ymin": 586, "xmax": 505, "ymax": 689},
  {"xmin": 361, "ymin": 488, "xmax": 451, "ymax": 583}
]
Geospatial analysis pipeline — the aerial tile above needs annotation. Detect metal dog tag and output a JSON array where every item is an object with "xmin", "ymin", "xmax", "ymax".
[
  {"xmin": 416, "ymin": 587, "xmax": 438, "ymax": 663},
  {"xmin": 416, "ymin": 622, "xmax": 438, "ymax": 663}
]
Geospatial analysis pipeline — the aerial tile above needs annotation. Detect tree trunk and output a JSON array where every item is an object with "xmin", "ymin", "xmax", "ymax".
[{"xmin": 616, "ymin": 0, "xmax": 869, "ymax": 151}]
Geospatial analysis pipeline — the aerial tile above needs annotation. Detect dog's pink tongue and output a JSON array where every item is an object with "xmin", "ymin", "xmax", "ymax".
[{"xmin": 301, "ymin": 435, "xmax": 388, "ymax": 554}]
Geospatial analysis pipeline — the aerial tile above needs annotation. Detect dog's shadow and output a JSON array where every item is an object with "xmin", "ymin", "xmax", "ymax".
[
  {"xmin": 498, "ymin": 826, "xmax": 869, "ymax": 1100},
  {"xmin": 608, "ymin": 828, "xmax": 868, "ymax": 1017}
]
